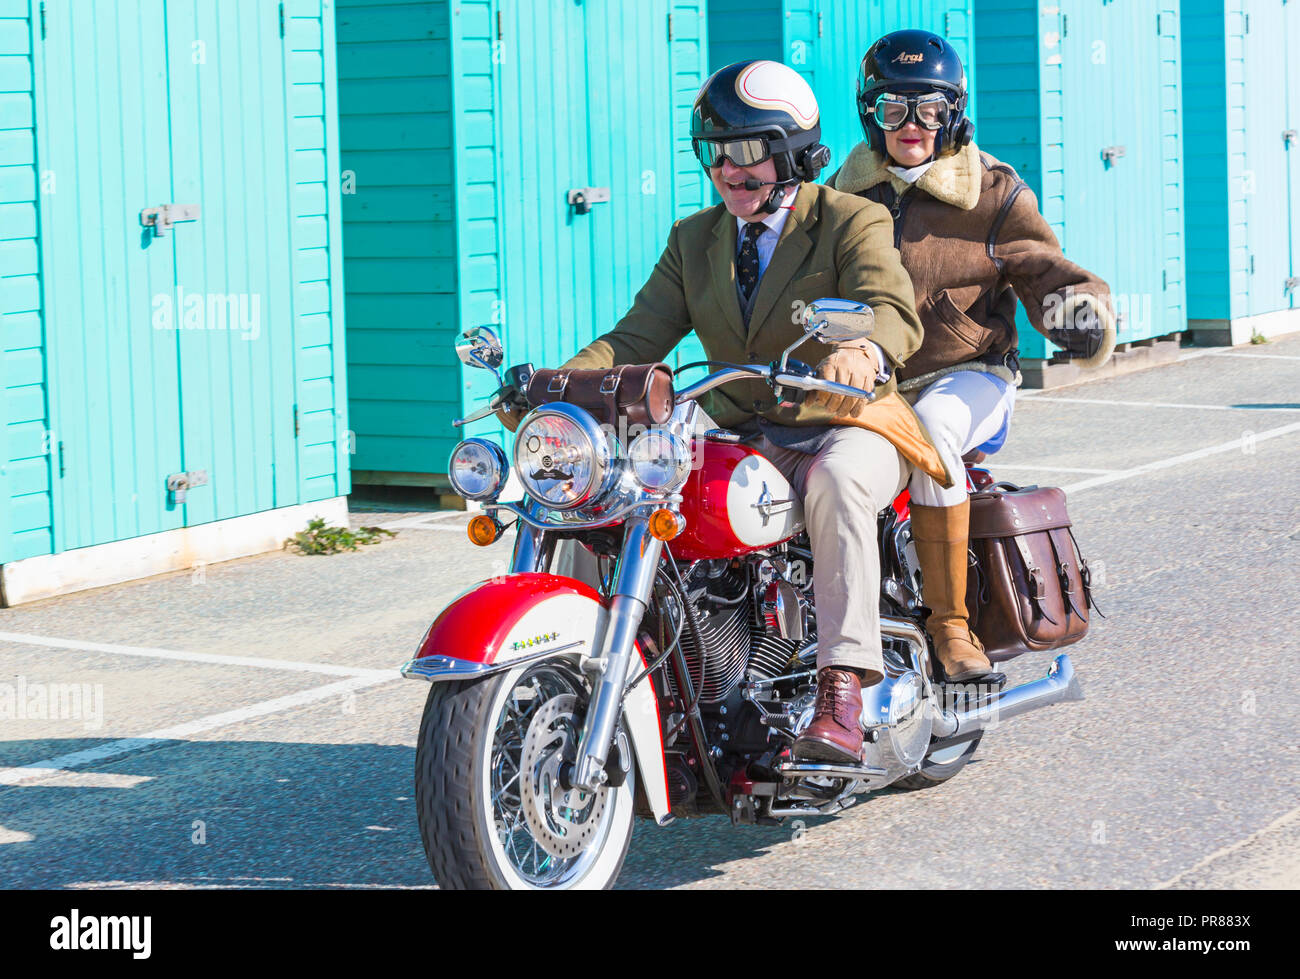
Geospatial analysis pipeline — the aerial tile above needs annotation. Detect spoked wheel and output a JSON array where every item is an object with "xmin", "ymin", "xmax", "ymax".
[
  {"xmin": 415, "ymin": 659, "xmax": 635, "ymax": 889},
  {"xmin": 893, "ymin": 733, "xmax": 983, "ymax": 790}
]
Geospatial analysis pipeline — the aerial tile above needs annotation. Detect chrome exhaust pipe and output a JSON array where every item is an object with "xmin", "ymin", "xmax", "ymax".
[{"xmin": 930, "ymin": 653, "xmax": 1083, "ymax": 739}]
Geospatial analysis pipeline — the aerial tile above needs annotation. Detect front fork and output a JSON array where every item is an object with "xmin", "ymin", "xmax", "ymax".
[{"xmin": 511, "ymin": 509, "xmax": 663, "ymax": 793}]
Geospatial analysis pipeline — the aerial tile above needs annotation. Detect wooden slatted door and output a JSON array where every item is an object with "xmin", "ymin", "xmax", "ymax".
[
  {"xmin": 164, "ymin": 0, "xmax": 301, "ymax": 526},
  {"xmin": 36, "ymin": 0, "xmax": 186, "ymax": 550},
  {"xmin": 38, "ymin": 0, "xmax": 306, "ymax": 549}
]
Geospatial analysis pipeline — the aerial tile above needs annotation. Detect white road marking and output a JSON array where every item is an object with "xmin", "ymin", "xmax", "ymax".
[
  {"xmin": 1155, "ymin": 806, "xmax": 1300, "ymax": 889},
  {"xmin": 984, "ymin": 464, "xmax": 1119, "ymax": 474},
  {"xmin": 0, "ymin": 674, "xmax": 396, "ymax": 788},
  {"xmin": 1206, "ymin": 350, "xmax": 1300, "ymax": 361},
  {"xmin": 1021, "ymin": 396, "xmax": 1300, "ymax": 412},
  {"xmin": 379, "ymin": 511, "xmax": 469, "ymax": 529},
  {"xmin": 1061, "ymin": 421, "xmax": 1300, "ymax": 494},
  {"xmin": 0, "ymin": 631, "xmax": 393, "ymax": 679}
]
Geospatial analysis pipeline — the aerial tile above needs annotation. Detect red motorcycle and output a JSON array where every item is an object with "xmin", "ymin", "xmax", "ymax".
[{"xmin": 404, "ymin": 301, "xmax": 1083, "ymax": 889}]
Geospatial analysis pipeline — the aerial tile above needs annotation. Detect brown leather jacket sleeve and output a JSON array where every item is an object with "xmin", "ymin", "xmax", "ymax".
[
  {"xmin": 835, "ymin": 202, "xmax": 923, "ymax": 370},
  {"xmin": 992, "ymin": 185, "xmax": 1115, "ymax": 361},
  {"xmin": 561, "ymin": 221, "xmax": 691, "ymax": 370}
]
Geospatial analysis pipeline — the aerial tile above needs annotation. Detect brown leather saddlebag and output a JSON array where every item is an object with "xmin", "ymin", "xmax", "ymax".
[
  {"xmin": 525, "ymin": 363, "xmax": 675, "ymax": 431},
  {"xmin": 966, "ymin": 482, "xmax": 1101, "ymax": 662}
]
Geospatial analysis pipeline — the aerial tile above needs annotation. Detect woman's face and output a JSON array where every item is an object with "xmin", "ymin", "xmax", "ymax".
[{"xmin": 885, "ymin": 122, "xmax": 936, "ymax": 168}]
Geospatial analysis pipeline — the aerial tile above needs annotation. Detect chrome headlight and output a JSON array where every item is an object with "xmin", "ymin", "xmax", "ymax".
[
  {"xmin": 628, "ymin": 429, "xmax": 690, "ymax": 492},
  {"xmin": 513, "ymin": 402, "xmax": 615, "ymax": 511},
  {"xmin": 448, "ymin": 438, "xmax": 508, "ymax": 501}
]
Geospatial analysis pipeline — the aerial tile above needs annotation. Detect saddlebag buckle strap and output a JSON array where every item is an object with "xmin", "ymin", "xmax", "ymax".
[
  {"xmin": 1012, "ymin": 533, "xmax": 1057, "ymax": 624},
  {"xmin": 547, "ymin": 371, "xmax": 570, "ymax": 394}
]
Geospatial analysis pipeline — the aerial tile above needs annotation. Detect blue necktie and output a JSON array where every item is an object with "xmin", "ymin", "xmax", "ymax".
[{"xmin": 737, "ymin": 222, "xmax": 766, "ymax": 303}]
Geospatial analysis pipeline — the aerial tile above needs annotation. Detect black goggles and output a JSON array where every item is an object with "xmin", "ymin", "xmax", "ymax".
[
  {"xmin": 867, "ymin": 92, "xmax": 953, "ymax": 131},
  {"xmin": 692, "ymin": 135, "xmax": 773, "ymax": 169}
]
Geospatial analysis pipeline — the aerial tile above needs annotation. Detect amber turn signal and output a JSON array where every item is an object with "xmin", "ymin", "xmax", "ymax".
[
  {"xmin": 467, "ymin": 513, "xmax": 504, "ymax": 546},
  {"xmin": 647, "ymin": 508, "xmax": 685, "ymax": 541}
]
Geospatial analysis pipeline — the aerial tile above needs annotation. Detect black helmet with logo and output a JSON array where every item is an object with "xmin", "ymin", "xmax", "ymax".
[
  {"xmin": 857, "ymin": 29, "xmax": 972, "ymax": 156},
  {"xmin": 691, "ymin": 60, "xmax": 832, "ymax": 202}
]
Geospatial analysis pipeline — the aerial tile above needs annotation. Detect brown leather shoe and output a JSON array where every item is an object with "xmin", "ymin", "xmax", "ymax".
[{"xmin": 793, "ymin": 668, "xmax": 864, "ymax": 763}]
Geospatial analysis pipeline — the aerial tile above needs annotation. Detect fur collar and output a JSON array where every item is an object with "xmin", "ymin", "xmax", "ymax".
[{"xmin": 831, "ymin": 141, "xmax": 982, "ymax": 211}]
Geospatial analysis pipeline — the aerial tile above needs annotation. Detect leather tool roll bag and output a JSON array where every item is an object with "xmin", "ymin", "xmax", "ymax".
[
  {"xmin": 965, "ymin": 482, "xmax": 1100, "ymax": 661},
  {"xmin": 525, "ymin": 363, "xmax": 676, "ymax": 431}
]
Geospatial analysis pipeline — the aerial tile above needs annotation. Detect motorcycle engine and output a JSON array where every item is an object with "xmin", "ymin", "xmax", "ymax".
[{"xmin": 660, "ymin": 560, "xmax": 803, "ymax": 706}]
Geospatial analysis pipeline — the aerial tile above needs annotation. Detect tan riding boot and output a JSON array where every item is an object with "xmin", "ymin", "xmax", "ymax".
[{"xmin": 909, "ymin": 500, "xmax": 994, "ymax": 682}]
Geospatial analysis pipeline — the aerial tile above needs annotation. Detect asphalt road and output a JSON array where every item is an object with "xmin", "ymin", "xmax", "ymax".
[{"xmin": 1, "ymin": 336, "xmax": 1297, "ymax": 889}]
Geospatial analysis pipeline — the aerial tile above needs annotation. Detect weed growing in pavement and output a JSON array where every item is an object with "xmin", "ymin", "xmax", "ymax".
[
  {"xmin": 1250, "ymin": 328, "xmax": 1269, "ymax": 345},
  {"xmin": 284, "ymin": 518, "xmax": 396, "ymax": 556}
]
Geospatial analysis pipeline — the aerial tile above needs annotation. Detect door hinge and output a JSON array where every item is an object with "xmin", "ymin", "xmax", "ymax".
[
  {"xmin": 1062, "ymin": 14, "xmax": 1068, "ymax": 39},
  {"xmin": 39, "ymin": 2, "xmax": 46, "ymax": 39},
  {"xmin": 818, "ymin": 12, "xmax": 824, "ymax": 37},
  {"xmin": 944, "ymin": 12, "xmax": 951, "ymax": 35},
  {"xmin": 57, "ymin": 440, "xmax": 64, "ymax": 478},
  {"xmin": 667, "ymin": 12, "xmax": 672, "ymax": 41},
  {"xmin": 496, "ymin": 10, "xmax": 502, "ymax": 41},
  {"xmin": 1157, "ymin": 13, "xmax": 1161, "ymax": 34},
  {"xmin": 1162, "ymin": 269, "xmax": 1168, "ymax": 291},
  {"xmin": 1250, "ymin": 254, "xmax": 1256, "ymax": 275},
  {"xmin": 278, "ymin": 3, "xmax": 285, "ymax": 38},
  {"xmin": 1244, "ymin": 13, "xmax": 1250, "ymax": 33}
]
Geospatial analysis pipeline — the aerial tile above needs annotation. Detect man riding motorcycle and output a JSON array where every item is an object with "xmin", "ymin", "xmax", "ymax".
[
  {"xmin": 501, "ymin": 59, "xmax": 950, "ymax": 765},
  {"xmin": 828, "ymin": 30, "xmax": 1116, "ymax": 683}
]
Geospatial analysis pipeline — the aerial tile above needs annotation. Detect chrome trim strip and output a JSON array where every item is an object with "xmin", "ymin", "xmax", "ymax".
[
  {"xmin": 399, "ymin": 641, "xmax": 587, "ymax": 683},
  {"xmin": 489, "ymin": 495, "xmax": 681, "ymax": 532}
]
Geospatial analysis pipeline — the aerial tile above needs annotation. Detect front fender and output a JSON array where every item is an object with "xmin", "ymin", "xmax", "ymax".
[{"xmin": 402, "ymin": 572, "xmax": 671, "ymax": 822}]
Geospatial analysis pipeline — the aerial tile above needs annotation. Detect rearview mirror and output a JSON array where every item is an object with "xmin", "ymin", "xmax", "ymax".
[
  {"xmin": 801, "ymin": 298, "xmax": 875, "ymax": 343},
  {"xmin": 455, "ymin": 326, "xmax": 505, "ymax": 382}
]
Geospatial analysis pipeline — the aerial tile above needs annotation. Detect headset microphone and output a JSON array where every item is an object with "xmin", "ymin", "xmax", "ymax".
[{"xmin": 743, "ymin": 178, "xmax": 778, "ymax": 191}]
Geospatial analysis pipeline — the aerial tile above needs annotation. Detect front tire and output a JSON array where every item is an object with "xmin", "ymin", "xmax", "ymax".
[{"xmin": 415, "ymin": 660, "xmax": 635, "ymax": 889}]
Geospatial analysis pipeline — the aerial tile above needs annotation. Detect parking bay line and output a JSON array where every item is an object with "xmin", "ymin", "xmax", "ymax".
[
  {"xmin": 1020, "ymin": 396, "xmax": 1300, "ymax": 412},
  {"xmin": 1060, "ymin": 420, "xmax": 1300, "ymax": 494},
  {"xmin": 0, "ymin": 631, "xmax": 395, "ymax": 680},
  {"xmin": 0, "ymin": 673, "xmax": 396, "ymax": 788}
]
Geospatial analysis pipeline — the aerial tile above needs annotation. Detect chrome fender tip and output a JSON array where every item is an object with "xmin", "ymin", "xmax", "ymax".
[{"xmin": 1048, "ymin": 653, "xmax": 1085, "ymax": 704}]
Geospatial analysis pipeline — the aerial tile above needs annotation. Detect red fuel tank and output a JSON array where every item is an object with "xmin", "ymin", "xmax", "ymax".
[{"xmin": 672, "ymin": 438, "xmax": 806, "ymax": 561}]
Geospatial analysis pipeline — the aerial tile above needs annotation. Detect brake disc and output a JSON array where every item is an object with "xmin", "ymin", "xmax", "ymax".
[{"xmin": 518, "ymin": 694, "xmax": 609, "ymax": 860}]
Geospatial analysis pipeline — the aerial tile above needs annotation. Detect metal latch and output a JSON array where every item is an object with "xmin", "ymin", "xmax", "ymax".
[
  {"xmin": 1101, "ymin": 146, "xmax": 1126, "ymax": 166},
  {"xmin": 1284, "ymin": 130, "xmax": 1298, "ymax": 148},
  {"xmin": 166, "ymin": 470, "xmax": 209, "ymax": 504},
  {"xmin": 1286, "ymin": 277, "xmax": 1299, "ymax": 294},
  {"xmin": 567, "ymin": 187, "xmax": 611, "ymax": 214},
  {"xmin": 140, "ymin": 203, "xmax": 201, "ymax": 237}
]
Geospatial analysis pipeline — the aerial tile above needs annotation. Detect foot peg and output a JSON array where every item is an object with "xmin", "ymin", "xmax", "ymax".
[{"xmin": 776, "ymin": 760, "xmax": 888, "ymax": 780}]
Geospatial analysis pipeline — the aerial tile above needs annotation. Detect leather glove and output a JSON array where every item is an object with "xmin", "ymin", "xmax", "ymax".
[
  {"xmin": 807, "ymin": 346, "xmax": 879, "ymax": 418},
  {"xmin": 495, "ymin": 401, "xmax": 527, "ymax": 432}
]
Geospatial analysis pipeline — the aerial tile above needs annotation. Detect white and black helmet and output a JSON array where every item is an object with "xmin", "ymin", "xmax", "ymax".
[{"xmin": 691, "ymin": 60, "xmax": 832, "ymax": 192}]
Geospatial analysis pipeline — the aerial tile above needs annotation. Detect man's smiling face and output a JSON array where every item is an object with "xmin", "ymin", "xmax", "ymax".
[{"xmin": 710, "ymin": 156, "xmax": 779, "ymax": 220}]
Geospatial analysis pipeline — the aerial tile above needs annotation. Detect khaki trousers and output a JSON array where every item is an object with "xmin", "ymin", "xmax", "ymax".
[{"xmin": 759, "ymin": 427, "xmax": 909, "ymax": 679}]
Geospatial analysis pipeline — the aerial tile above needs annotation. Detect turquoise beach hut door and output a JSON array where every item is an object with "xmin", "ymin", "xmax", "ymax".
[
  {"xmin": 36, "ymin": 0, "xmax": 185, "ymax": 550},
  {"xmin": 496, "ymin": 0, "xmax": 699, "ymax": 371},
  {"xmin": 37, "ymin": 0, "xmax": 301, "ymax": 550}
]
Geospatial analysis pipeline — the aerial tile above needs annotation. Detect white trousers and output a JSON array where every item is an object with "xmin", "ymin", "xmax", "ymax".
[{"xmin": 909, "ymin": 370, "xmax": 1017, "ymax": 507}]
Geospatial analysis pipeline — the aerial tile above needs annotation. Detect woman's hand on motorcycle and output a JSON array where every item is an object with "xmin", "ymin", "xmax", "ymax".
[{"xmin": 808, "ymin": 345, "xmax": 879, "ymax": 417}]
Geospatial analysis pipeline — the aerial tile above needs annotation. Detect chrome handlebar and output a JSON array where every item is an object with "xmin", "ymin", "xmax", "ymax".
[{"xmin": 674, "ymin": 364, "xmax": 877, "ymax": 406}]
